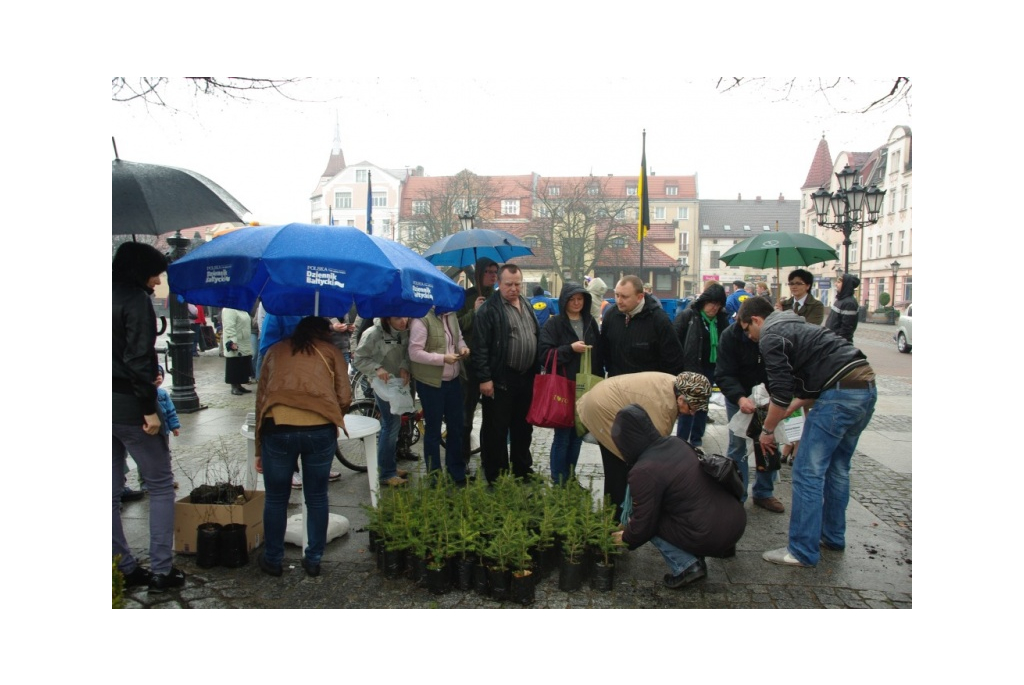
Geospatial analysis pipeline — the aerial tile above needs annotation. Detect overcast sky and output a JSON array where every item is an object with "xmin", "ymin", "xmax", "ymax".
[{"xmin": 111, "ymin": 77, "xmax": 910, "ymax": 226}]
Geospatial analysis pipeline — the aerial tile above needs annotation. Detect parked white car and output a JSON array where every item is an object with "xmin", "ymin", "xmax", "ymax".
[{"xmin": 895, "ymin": 303, "xmax": 912, "ymax": 353}]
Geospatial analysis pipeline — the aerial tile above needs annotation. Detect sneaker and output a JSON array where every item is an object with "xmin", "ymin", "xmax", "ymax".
[
  {"xmin": 258, "ymin": 553, "xmax": 283, "ymax": 577},
  {"xmin": 762, "ymin": 547, "xmax": 811, "ymax": 567},
  {"xmin": 291, "ymin": 473, "xmax": 302, "ymax": 489},
  {"xmin": 122, "ymin": 565, "xmax": 153, "ymax": 588},
  {"xmin": 664, "ymin": 558, "xmax": 707, "ymax": 588},
  {"xmin": 381, "ymin": 476, "xmax": 408, "ymax": 487},
  {"xmin": 753, "ymin": 497, "xmax": 785, "ymax": 513},
  {"xmin": 820, "ymin": 540, "xmax": 845, "ymax": 552},
  {"xmin": 396, "ymin": 469, "xmax": 410, "ymax": 478},
  {"xmin": 328, "ymin": 471, "xmax": 342, "ymax": 482},
  {"xmin": 148, "ymin": 567, "xmax": 186, "ymax": 592}
]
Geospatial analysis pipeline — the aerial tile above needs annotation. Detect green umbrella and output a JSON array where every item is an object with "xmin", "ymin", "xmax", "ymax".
[{"xmin": 719, "ymin": 232, "xmax": 838, "ymax": 302}]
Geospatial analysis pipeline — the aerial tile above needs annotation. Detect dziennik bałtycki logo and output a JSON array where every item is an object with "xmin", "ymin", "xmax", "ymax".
[{"xmin": 305, "ymin": 266, "xmax": 346, "ymax": 289}]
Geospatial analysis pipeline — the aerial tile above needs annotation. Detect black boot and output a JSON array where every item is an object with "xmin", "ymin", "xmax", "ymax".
[{"xmin": 231, "ymin": 384, "xmax": 251, "ymax": 395}]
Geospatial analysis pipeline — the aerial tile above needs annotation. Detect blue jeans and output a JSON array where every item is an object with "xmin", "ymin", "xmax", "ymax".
[
  {"xmin": 416, "ymin": 378, "xmax": 465, "ymax": 482},
  {"xmin": 550, "ymin": 426, "xmax": 583, "ymax": 484},
  {"xmin": 725, "ymin": 400, "xmax": 777, "ymax": 502},
  {"xmin": 112, "ymin": 423, "xmax": 176, "ymax": 574},
  {"xmin": 650, "ymin": 536, "xmax": 701, "ymax": 576},
  {"xmin": 676, "ymin": 366, "xmax": 714, "ymax": 447},
  {"xmin": 787, "ymin": 386, "xmax": 876, "ymax": 566},
  {"xmin": 261, "ymin": 426, "xmax": 336, "ymax": 565},
  {"xmin": 375, "ymin": 394, "xmax": 402, "ymax": 481}
]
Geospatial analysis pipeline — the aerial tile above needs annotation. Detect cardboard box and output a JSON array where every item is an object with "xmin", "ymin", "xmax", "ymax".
[{"xmin": 174, "ymin": 490, "xmax": 265, "ymax": 554}]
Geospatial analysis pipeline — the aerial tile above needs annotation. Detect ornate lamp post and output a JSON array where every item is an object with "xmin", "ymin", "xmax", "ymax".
[
  {"xmin": 459, "ymin": 210, "xmax": 475, "ymax": 232},
  {"xmin": 165, "ymin": 231, "xmax": 205, "ymax": 413},
  {"xmin": 889, "ymin": 260, "xmax": 901, "ymax": 322},
  {"xmin": 811, "ymin": 164, "xmax": 886, "ymax": 273}
]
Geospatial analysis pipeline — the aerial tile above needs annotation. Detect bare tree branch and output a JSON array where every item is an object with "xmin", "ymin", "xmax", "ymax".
[{"xmin": 112, "ymin": 77, "xmax": 308, "ymax": 105}]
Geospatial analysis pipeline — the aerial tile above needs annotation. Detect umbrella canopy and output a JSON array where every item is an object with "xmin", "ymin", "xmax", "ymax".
[
  {"xmin": 719, "ymin": 232, "xmax": 838, "ymax": 269},
  {"xmin": 167, "ymin": 223, "xmax": 465, "ymax": 318},
  {"xmin": 112, "ymin": 158, "xmax": 250, "ymax": 237},
  {"xmin": 422, "ymin": 228, "xmax": 534, "ymax": 268}
]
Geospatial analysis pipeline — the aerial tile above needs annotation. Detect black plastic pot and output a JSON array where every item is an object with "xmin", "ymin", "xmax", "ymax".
[
  {"xmin": 217, "ymin": 523, "xmax": 249, "ymax": 568},
  {"xmin": 453, "ymin": 555, "xmax": 476, "ymax": 591},
  {"xmin": 368, "ymin": 529, "xmax": 379, "ymax": 553},
  {"xmin": 558, "ymin": 559, "xmax": 584, "ymax": 592},
  {"xmin": 196, "ymin": 523, "xmax": 222, "ymax": 569},
  {"xmin": 383, "ymin": 547, "xmax": 406, "ymax": 580},
  {"xmin": 530, "ymin": 546, "xmax": 552, "ymax": 581},
  {"xmin": 511, "ymin": 570, "xmax": 535, "ymax": 605},
  {"xmin": 488, "ymin": 567, "xmax": 512, "ymax": 602},
  {"xmin": 407, "ymin": 553, "xmax": 426, "ymax": 585},
  {"xmin": 473, "ymin": 560, "xmax": 490, "ymax": 595},
  {"xmin": 590, "ymin": 560, "xmax": 615, "ymax": 592},
  {"xmin": 425, "ymin": 562, "xmax": 452, "ymax": 595}
]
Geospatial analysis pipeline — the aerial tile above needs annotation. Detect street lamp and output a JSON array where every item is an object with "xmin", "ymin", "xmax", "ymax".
[
  {"xmin": 890, "ymin": 259, "xmax": 901, "ymax": 305},
  {"xmin": 165, "ymin": 230, "xmax": 205, "ymax": 413},
  {"xmin": 670, "ymin": 258, "xmax": 689, "ymax": 299},
  {"xmin": 811, "ymin": 164, "xmax": 886, "ymax": 272},
  {"xmin": 459, "ymin": 211, "xmax": 475, "ymax": 232}
]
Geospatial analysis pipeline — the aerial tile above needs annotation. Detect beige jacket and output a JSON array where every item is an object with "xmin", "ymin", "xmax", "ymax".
[
  {"xmin": 254, "ymin": 338, "xmax": 351, "ymax": 457},
  {"xmin": 575, "ymin": 371, "xmax": 679, "ymax": 460}
]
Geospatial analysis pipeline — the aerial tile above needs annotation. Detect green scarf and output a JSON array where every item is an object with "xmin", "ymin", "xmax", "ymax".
[{"xmin": 701, "ymin": 310, "xmax": 719, "ymax": 363}]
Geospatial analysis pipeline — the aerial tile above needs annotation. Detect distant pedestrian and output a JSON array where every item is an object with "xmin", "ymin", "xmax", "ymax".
[
  {"xmin": 222, "ymin": 307, "xmax": 253, "ymax": 395},
  {"xmin": 825, "ymin": 273, "xmax": 861, "ymax": 342},
  {"xmin": 530, "ymin": 285, "xmax": 556, "ymax": 327},
  {"xmin": 586, "ymin": 276, "xmax": 609, "ymax": 327},
  {"xmin": 725, "ymin": 280, "xmax": 752, "ymax": 324},
  {"xmin": 755, "ymin": 282, "xmax": 773, "ymax": 306}
]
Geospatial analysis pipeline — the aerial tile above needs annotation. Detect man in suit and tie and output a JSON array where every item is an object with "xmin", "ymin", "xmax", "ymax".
[{"xmin": 775, "ymin": 269, "xmax": 825, "ymax": 326}]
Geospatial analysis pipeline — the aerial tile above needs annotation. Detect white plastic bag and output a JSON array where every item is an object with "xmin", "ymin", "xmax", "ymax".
[{"xmin": 371, "ymin": 377, "xmax": 414, "ymax": 414}]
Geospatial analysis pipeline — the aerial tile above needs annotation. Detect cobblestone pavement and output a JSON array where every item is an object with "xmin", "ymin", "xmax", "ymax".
[{"xmin": 118, "ymin": 325, "xmax": 911, "ymax": 609}]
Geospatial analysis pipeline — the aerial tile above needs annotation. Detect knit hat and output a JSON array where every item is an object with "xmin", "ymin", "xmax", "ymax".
[{"xmin": 674, "ymin": 372, "xmax": 712, "ymax": 412}]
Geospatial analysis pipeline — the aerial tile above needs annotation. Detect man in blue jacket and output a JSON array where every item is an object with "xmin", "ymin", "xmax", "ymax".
[
  {"xmin": 737, "ymin": 297, "xmax": 876, "ymax": 568},
  {"xmin": 530, "ymin": 286, "xmax": 557, "ymax": 327},
  {"xmin": 725, "ymin": 280, "xmax": 752, "ymax": 323}
]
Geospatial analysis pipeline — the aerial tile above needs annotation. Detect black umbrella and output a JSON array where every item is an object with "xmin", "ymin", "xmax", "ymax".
[{"xmin": 112, "ymin": 139, "xmax": 249, "ymax": 237}]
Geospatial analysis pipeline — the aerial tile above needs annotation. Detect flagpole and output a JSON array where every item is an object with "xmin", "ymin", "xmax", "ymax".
[
  {"xmin": 366, "ymin": 170, "xmax": 373, "ymax": 236},
  {"xmin": 638, "ymin": 130, "xmax": 649, "ymax": 277}
]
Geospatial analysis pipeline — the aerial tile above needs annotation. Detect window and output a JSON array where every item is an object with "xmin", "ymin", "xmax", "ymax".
[
  {"xmin": 678, "ymin": 207, "xmax": 689, "ymax": 220},
  {"xmin": 536, "ymin": 205, "xmax": 550, "ymax": 218},
  {"xmin": 626, "ymin": 185, "xmax": 638, "ymax": 196},
  {"xmin": 587, "ymin": 184, "xmax": 600, "ymax": 196},
  {"xmin": 615, "ymin": 209, "xmax": 625, "ymax": 220},
  {"xmin": 654, "ymin": 206, "xmax": 666, "ymax": 220},
  {"xmin": 899, "ymin": 231, "xmax": 905, "ymax": 254},
  {"xmin": 525, "ymin": 236, "xmax": 539, "ymax": 248},
  {"xmin": 878, "ymin": 277, "xmax": 886, "ymax": 295},
  {"xmin": 311, "ymin": 196, "xmax": 322, "ymax": 210},
  {"xmin": 723, "ymin": 225, "xmax": 731, "ymax": 231},
  {"xmin": 355, "ymin": 169, "xmax": 368, "ymax": 182},
  {"xmin": 888, "ymin": 191, "xmax": 896, "ymax": 214},
  {"xmin": 501, "ymin": 199, "xmax": 520, "ymax": 215},
  {"xmin": 679, "ymin": 232, "xmax": 689, "ymax": 251},
  {"xmin": 867, "ymin": 237, "xmax": 874, "ymax": 259},
  {"xmin": 744, "ymin": 225, "xmax": 751, "ymax": 231},
  {"xmin": 335, "ymin": 192, "xmax": 352, "ymax": 209},
  {"xmin": 548, "ymin": 185, "xmax": 560, "ymax": 196},
  {"xmin": 901, "ymin": 185, "xmax": 909, "ymax": 211},
  {"xmin": 850, "ymin": 241, "xmax": 858, "ymax": 264},
  {"xmin": 891, "ymin": 151, "xmax": 901, "ymax": 174},
  {"xmin": 887, "ymin": 233, "xmax": 893, "ymax": 256},
  {"xmin": 710, "ymin": 250, "xmax": 720, "ymax": 268},
  {"xmin": 627, "ymin": 208, "xmax": 637, "ymax": 220},
  {"xmin": 666, "ymin": 186, "xmax": 678, "ymax": 196},
  {"xmin": 611, "ymin": 236, "xmax": 626, "ymax": 248},
  {"xmin": 702, "ymin": 224, "xmax": 710, "ymax": 231},
  {"xmin": 413, "ymin": 200, "xmax": 429, "ymax": 214},
  {"xmin": 903, "ymin": 276, "xmax": 912, "ymax": 303},
  {"xmin": 346, "ymin": 219, "xmax": 355, "ymax": 226},
  {"xmin": 381, "ymin": 218, "xmax": 391, "ymax": 234},
  {"xmin": 763, "ymin": 225, "xmax": 771, "ymax": 231},
  {"xmin": 372, "ymin": 191, "xmax": 387, "ymax": 207},
  {"xmin": 655, "ymin": 274, "xmax": 671, "ymax": 290}
]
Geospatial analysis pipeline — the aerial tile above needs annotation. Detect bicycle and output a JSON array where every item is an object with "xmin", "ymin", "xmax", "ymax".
[{"xmin": 335, "ymin": 398, "xmax": 424, "ymax": 473}]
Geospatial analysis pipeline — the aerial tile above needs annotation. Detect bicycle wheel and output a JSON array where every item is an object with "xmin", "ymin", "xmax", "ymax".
[
  {"xmin": 336, "ymin": 399, "xmax": 379, "ymax": 473},
  {"xmin": 349, "ymin": 370, "xmax": 373, "ymax": 402}
]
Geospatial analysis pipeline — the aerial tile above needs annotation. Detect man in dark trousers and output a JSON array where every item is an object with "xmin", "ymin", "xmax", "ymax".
[
  {"xmin": 457, "ymin": 258, "xmax": 499, "ymax": 465},
  {"xmin": 738, "ymin": 297, "xmax": 876, "ymax": 568},
  {"xmin": 470, "ymin": 264, "xmax": 540, "ymax": 483},
  {"xmin": 716, "ymin": 320, "xmax": 784, "ymax": 512},
  {"xmin": 825, "ymin": 273, "xmax": 861, "ymax": 342}
]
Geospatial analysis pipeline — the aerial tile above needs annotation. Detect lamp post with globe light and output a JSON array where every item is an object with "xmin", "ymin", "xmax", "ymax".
[{"xmin": 811, "ymin": 164, "xmax": 886, "ymax": 273}]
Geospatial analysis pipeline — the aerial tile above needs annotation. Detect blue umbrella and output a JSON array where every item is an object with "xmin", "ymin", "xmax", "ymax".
[
  {"xmin": 422, "ymin": 228, "xmax": 534, "ymax": 268},
  {"xmin": 167, "ymin": 223, "xmax": 465, "ymax": 318}
]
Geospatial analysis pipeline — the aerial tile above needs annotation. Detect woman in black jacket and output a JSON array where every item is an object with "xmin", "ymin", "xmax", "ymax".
[
  {"xmin": 672, "ymin": 282, "xmax": 729, "ymax": 450},
  {"xmin": 112, "ymin": 242, "xmax": 184, "ymax": 592},
  {"xmin": 537, "ymin": 282, "xmax": 602, "ymax": 484}
]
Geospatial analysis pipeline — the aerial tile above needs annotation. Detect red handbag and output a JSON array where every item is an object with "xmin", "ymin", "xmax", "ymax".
[{"xmin": 526, "ymin": 350, "xmax": 576, "ymax": 429}]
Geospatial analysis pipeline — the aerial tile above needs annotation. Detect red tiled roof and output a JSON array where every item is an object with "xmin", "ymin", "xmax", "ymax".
[{"xmin": 802, "ymin": 136, "xmax": 833, "ymax": 190}]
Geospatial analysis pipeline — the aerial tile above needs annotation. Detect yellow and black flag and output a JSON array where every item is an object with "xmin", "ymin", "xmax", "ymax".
[{"xmin": 637, "ymin": 130, "xmax": 650, "ymax": 243}]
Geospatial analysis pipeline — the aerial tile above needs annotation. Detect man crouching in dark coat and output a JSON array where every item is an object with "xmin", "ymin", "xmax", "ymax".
[{"xmin": 611, "ymin": 404, "xmax": 747, "ymax": 588}]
